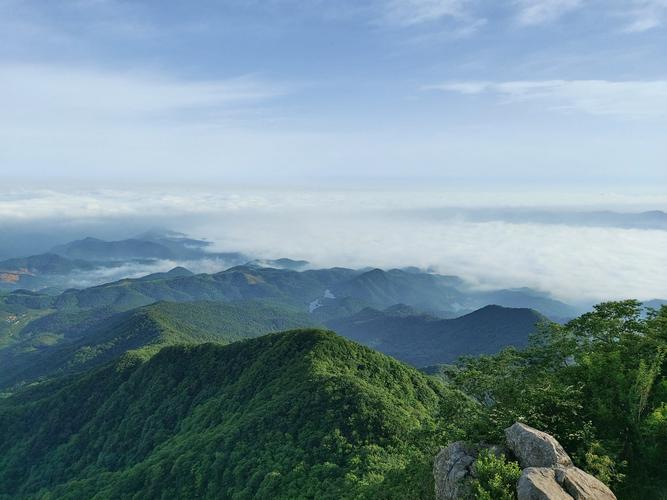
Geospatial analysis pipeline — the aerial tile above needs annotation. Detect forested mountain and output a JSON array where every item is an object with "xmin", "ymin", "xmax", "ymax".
[
  {"xmin": 0, "ymin": 329, "xmax": 474, "ymax": 499},
  {"xmin": 0, "ymin": 232, "xmax": 248, "ymax": 292},
  {"xmin": 327, "ymin": 304, "xmax": 545, "ymax": 366},
  {"xmin": 0, "ymin": 300, "xmax": 315, "ymax": 390},
  {"xmin": 5, "ymin": 263, "xmax": 578, "ymax": 322},
  {"xmin": 445, "ymin": 301, "xmax": 667, "ymax": 499}
]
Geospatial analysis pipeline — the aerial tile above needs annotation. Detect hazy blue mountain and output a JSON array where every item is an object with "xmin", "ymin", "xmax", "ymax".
[
  {"xmin": 52, "ymin": 236, "xmax": 174, "ymax": 260},
  {"xmin": 645, "ymin": 299, "xmax": 667, "ymax": 309},
  {"xmin": 472, "ymin": 288, "xmax": 581, "ymax": 321},
  {"xmin": 417, "ymin": 208, "xmax": 667, "ymax": 230},
  {"xmin": 327, "ymin": 304, "xmax": 545, "ymax": 366},
  {"xmin": 0, "ymin": 253, "xmax": 100, "ymax": 290},
  {"xmin": 51, "ymin": 231, "xmax": 249, "ymax": 264},
  {"xmin": 330, "ymin": 268, "xmax": 467, "ymax": 315},
  {"xmin": 246, "ymin": 257, "xmax": 310, "ymax": 270}
]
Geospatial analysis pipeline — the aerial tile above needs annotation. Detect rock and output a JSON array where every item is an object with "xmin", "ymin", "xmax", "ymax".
[
  {"xmin": 517, "ymin": 468, "xmax": 574, "ymax": 500},
  {"xmin": 434, "ymin": 424, "xmax": 616, "ymax": 500},
  {"xmin": 433, "ymin": 441, "xmax": 476, "ymax": 500},
  {"xmin": 555, "ymin": 466, "xmax": 616, "ymax": 500},
  {"xmin": 505, "ymin": 422, "xmax": 573, "ymax": 468}
]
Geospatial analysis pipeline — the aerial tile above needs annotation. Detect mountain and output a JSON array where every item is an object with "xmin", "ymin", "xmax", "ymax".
[
  {"xmin": 52, "ymin": 236, "xmax": 176, "ymax": 260},
  {"xmin": 645, "ymin": 299, "xmax": 667, "ymax": 310},
  {"xmin": 51, "ymin": 232, "xmax": 248, "ymax": 263},
  {"xmin": 0, "ymin": 253, "xmax": 99, "ymax": 290},
  {"xmin": 49, "ymin": 265, "xmax": 360, "ymax": 312},
  {"xmin": 330, "ymin": 268, "xmax": 466, "ymax": 315},
  {"xmin": 0, "ymin": 329, "xmax": 474, "ymax": 499},
  {"xmin": 472, "ymin": 288, "xmax": 580, "ymax": 322},
  {"xmin": 4, "ymin": 263, "xmax": 578, "ymax": 324},
  {"xmin": 0, "ymin": 300, "xmax": 316, "ymax": 390},
  {"xmin": 327, "ymin": 304, "xmax": 546, "ymax": 366},
  {"xmin": 424, "ymin": 207, "xmax": 667, "ymax": 231},
  {"xmin": 247, "ymin": 258, "xmax": 310, "ymax": 271}
]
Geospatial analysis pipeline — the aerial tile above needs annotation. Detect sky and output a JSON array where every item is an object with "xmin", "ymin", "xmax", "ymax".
[
  {"xmin": 0, "ymin": 0, "xmax": 666, "ymax": 187},
  {"xmin": 1, "ymin": 1, "xmax": 666, "ymax": 303}
]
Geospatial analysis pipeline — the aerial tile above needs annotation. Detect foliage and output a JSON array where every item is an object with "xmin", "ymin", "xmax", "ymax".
[
  {"xmin": 0, "ymin": 329, "xmax": 478, "ymax": 499},
  {"xmin": 0, "ymin": 300, "xmax": 317, "ymax": 390},
  {"xmin": 470, "ymin": 450, "xmax": 521, "ymax": 500},
  {"xmin": 450, "ymin": 300, "xmax": 667, "ymax": 498}
]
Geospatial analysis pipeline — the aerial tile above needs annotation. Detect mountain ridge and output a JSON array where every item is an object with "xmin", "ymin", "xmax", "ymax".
[{"xmin": 0, "ymin": 329, "xmax": 473, "ymax": 499}]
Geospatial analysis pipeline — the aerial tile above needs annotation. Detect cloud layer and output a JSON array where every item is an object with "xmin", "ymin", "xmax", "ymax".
[
  {"xmin": 2, "ymin": 188, "xmax": 666, "ymax": 304},
  {"xmin": 427, "ymin": 79, "xmax": 667, "ymax": 117}
]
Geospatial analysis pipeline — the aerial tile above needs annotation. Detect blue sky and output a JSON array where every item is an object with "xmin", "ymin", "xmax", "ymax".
[{"xmin": 1, "ymin": 0, "xmax": 666, "ymax": 187}]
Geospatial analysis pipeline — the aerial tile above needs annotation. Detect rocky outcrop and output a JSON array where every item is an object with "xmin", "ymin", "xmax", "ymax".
[
  {"xmin": 434, "ymin": 422, "xmax": 616, "ymax": 500},
  {"xmin": 555, "ymin": 466, "xmax": 616, "ymax": 499},
  {"xmin": 433, "ymin": 442, "xmax": 477, "ymax": 500},
  {"xmin": 517, "ymin": 468, "xmax": 574, "ymax": 500},
  {"xmin": 505, "ymin": 422, "xmax": 573, "ymax": 468}
]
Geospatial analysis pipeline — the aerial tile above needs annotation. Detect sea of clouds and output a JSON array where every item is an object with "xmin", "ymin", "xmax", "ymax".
[{"xmin": 1, "ymin": 186, "xmax": 666, "ymax": 305}]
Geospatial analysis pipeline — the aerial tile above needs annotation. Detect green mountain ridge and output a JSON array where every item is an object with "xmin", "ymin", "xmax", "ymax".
[
  {"xmin": 6, "ymin": 264, "xmax": 578, "ymax": 322},
  {"xmin": 0, "ymin": 300, "xmax": 316, "ymax": 390},
  {"xmin": 0, "ymin": 329, "xmax": 473, "ymax": 499}
]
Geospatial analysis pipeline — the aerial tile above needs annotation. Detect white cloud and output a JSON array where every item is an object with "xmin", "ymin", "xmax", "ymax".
[
  {"xmin": 380, "ymin": 0, "xmax": 473, "ymax": 25},
  {"xmin": 0, "ymin": 64, "xmax": 283, "ymax": 126},
  {"xmin": 514, "ymin": 0, "xmax": 584, "ymax": 25},
  {"xmin": 426, "ymin": 79, "xmax": 667, "ymax": 117},
  {"xmin": 2, "ymin": 188, "xmax": 667, "ymax": 303},
  {"xmin": 622, "ymin": 0, "xmax": 667, "ymax": 32}
]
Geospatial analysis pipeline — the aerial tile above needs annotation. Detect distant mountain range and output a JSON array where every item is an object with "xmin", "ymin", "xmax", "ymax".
[
  {"xmin": 327, "ymin": 304, "xmax": 545, "ymax": 366},
  {"xmin": 417, "ymin": 208, "xmax": 667, "ymax": 230},
  {"xmin": 3, "ymin": 262, "xmax": 580, "ymax": 322},
  {"xmin": 0, "ymin": 231, "xmax": 249, "ymax": 292}
]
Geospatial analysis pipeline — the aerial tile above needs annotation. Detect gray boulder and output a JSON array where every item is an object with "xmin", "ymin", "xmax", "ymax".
[
  {"xmin": 433, "ymin": 442, "xmax": 476, "ymax": 500},
  {"xmin": 517, "ymin": 468, "xmax": 574, "ymax": 500},
  {"xmin": 434, "ymin": 423, "xmax": 616, "ymax": 500},
  {"xmin": 555, "ymin": 466, "xmax": 616, "ymax": 499},
  {"xmin": 506, "ymin": 422, "xmax": 573, "ymax": 468}
]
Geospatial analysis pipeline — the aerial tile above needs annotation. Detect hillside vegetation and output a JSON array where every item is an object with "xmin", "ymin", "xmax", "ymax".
[
  {"xmin": 446, "ymin": 300, "xmax": 667, "ymax": 499},
  {"xmin": 0, "ymin": 329, "xmax": 475, "ymax": 499},
  {"xmin": 0, "ymin": 300, "xmax": 316, "ymax": 390}
]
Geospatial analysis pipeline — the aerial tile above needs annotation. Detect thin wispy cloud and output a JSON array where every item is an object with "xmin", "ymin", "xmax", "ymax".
[
  {"xmin": 514, "ymin": 0, "xmax": 585, "ymax": 25},
  {"xmin": 380, "ymin": 0, "xmax": 472, "ymax": 25},
  {"xmin": 0, "ymin": 64, "xmax": 284, "ymax": 125},
  {"xmin": 426, "ymin": 79, "xmax": 667, "ymax": 117},
  {"xmin": 622, "ymin": 0, "xmax": 667, "ymax": 32}
]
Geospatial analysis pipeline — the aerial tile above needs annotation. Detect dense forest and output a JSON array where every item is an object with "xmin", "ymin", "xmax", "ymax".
[
  {"xmin": 0, "ymin": 329, "xmax": 475, "ymax": 499},
  {"xmin": 444, "ymin": 300, "xmax": 667, "ymax": 499},
  {"xmin": 0, "ymin": 300, "xmax": 665, "ymax": 498}
]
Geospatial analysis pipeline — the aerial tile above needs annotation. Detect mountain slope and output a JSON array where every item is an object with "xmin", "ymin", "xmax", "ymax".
[
  {"xmin": 0, "ymin": 300, "xmax": 316, "ymax": 389},
  {"xmin": 0, "ymin": 330, "xmax": 475, "ymax": 499},
  {"xmin": 0, "ymin": 253, "xmax": 98, "ymax": 290},
  {"xmin": 330, "ymin": 268, "xmax": 466, "ymax": 315},
  {"xmin": 327, "ymin": 304, "xmax": 546, "ymax": 366},
  {"xmin": 51, "ymin": 265, "xmax": 360, "ymax": 312}
]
